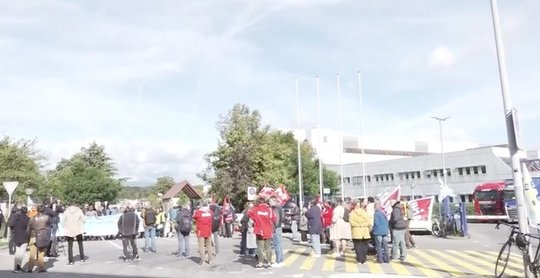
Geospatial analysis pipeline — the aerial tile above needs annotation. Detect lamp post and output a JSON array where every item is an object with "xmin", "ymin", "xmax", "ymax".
[
  {"xmin": 432, "ymin": 116, "xmax": 449, "ymax": 219},
  {"xmin": 490, "ymin": 0, "xmax": 532, "ymax": 276}
]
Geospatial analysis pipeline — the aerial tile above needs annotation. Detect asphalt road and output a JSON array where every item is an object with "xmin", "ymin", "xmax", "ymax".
[{"xmin": 0, "ymin": 223, "xmax": 526, "ymax": 278}]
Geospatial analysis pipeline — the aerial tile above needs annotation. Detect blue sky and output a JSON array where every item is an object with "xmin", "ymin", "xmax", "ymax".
[{"xmin": 1, "ymin": 0, "xmax": 539, "ymax": 185}]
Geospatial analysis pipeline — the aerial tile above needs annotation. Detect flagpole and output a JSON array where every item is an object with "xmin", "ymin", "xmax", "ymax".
[
  {"xmin": 357, "ymin": 72, "xmax": 367, "ymax": 197},
  {"xmin": 316, "ymin": 76, "xmax": 325, "ymax": 203},
  {"xmin": 295, "ymin": 77, "xmax": 304, "ymax": 209},
  {"xmin": 336, "ymin": 74, "xmax": 345, "ymax": 201}
]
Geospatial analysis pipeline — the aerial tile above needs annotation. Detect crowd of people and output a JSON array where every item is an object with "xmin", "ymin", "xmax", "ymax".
[{"xmin": 3, "ymin": 195, "xmax": 416, "ymax": 273}]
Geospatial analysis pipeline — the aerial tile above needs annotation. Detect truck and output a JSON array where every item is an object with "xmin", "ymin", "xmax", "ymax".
[{"xmin": 472, "ymin": 181, "xmax": 508, "ymax": 221}]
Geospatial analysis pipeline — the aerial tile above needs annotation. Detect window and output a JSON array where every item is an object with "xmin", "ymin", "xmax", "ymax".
[
  {"xmin": 481, "ymin": 166, "xmax": 487, "ymax": 174},
  {"xmin": 440, "ymin": 169, "xmax": 444, "ymax": 177},
  {"xmin": 417, "ymin": 171, "xmax": 421, "ymax": 178},
  {"xmin": 458, "ymin": 168, "xmax": 463, "ymax": 175},
  {"xmin": 405, "ymin": 173, "xmax": 409, "ymax": 179},
  {"xmin": 391, "ymin": 174, "xmax": 394, "ymax": 180},
  {"xmin": 466, "ymin": 167, "xmax": 471, "ymax": 175},
  {"xmin": 433, "ymin": 170, "xmax": 438, "ymax": 177},
  {"xmin": 473, "ymin": 166, "xmax": 478, "ymax": 175},
  {"xmin": 344, "ymin": 177, "xmax": 351, "ymax": 184},
  {"xmin": 467, "ymin": 194, "xmax": 474, "ymax": 202},
  {"xmin": 446, "ymin": 169, "xmax": 451, "ymax": 177},
  {"xmin": 367, "ymin": 176, "xmax": 371, "ymax": 182},
  {"xmin": 425, "ymin": 171, "xmax": 431, "ymax": 178}
]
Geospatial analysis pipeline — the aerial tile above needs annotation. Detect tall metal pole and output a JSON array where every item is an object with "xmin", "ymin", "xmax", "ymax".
[
  {"xmin": 316, "ymin": 76, "xmax": 324, "ymax": 203},
  {"xmin": 295, "ymin": 78, "xmax": 304, "ymax": 210},
  {"xmin": 336, "ymin": 74, "xmax": 345, "ymax": 201},
  {"xmin": 490, "ymin": 1, "xmax": 532, "ymax": 276},
  {"xmin": 432, "ymin": 116, "xmax": 449, "ymax": 218},
  {"xmin": 357, "ymin": 72, "xmax": 367, "ymax": 197}
]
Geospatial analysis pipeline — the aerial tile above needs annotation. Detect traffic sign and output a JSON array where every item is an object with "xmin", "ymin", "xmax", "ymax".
[
  {"xmin": 3, "ymin": 181, "xmax": 18, "ymax": 196},
  {"xmin": 247, "ymin": 186, "xmax": 257, "ymax": 201}
]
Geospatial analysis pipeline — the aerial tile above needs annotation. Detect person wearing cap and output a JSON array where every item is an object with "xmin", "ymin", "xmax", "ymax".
[{"xmin": 9, "ymin": 206, "xmax": 30, "ymax": 273}]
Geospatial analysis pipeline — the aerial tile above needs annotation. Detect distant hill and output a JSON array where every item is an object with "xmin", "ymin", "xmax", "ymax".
[{"xmin": 117, "ymin": 186, "xmax": 152, "ymax": 200}]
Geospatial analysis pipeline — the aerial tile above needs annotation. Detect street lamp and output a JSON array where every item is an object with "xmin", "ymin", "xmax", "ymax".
[{"xmin": 432, "ymin": 116, "xmax": 450, "ymax": 219}]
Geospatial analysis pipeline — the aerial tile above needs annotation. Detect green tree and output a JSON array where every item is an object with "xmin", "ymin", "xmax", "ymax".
[
  {"xmin": 0, "ymin": 137, "xmax": 46, "ymax": 203},
  {"xmin": 49, "ymin": 142, "xmax": 122, "ymax": 205},
  {"xmin": 151, "ymin": 176, "xmax": 175, "ymax": 196}
]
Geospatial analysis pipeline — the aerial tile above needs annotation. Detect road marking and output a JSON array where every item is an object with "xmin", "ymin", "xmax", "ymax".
[
  {"xmin": 465, "ymin": 250, "xmax": 523, "ymax": 273},
  {"xmin": 300, "ymin": 256, "xmax": 317, "ymax": 270},
  {"xmin": 428, "ymin": 249, "xmax": 489, "ymax": 276},
  {"xmin": 284, "ymin": 248, "xmax": 305, "ymax": 267},
  {"xmin": 404, "ymin": 254, "xmax": 441, "ymax": 277},
  {"xmin": 322, "ymin": 255, "xmax": 336, "ymax": 271},
  {"xmin": 448, "ymin": 250, "xmax": 521, "ymax": 277},
  {"xmin": 366, "ymin": 260, "xmax": 384, "ymax": 274},
  {"xmin": 411, "ymin": 249, "xmax": 462, "ymax": 276},
  {"xmin": 344, "ymin": 253, "xmax": 358, "ymax": 273},
  {"xmin": 107, "ymin": 240, "xmax": 123, "ymax": 250},
  {"xmin": 388, "ymin": 261, "xmax": 412, "ymax": 276}
]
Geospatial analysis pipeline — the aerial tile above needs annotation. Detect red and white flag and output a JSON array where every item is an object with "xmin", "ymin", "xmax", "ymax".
[
  {"xmin": 258, "ymin": 186, "xmax": 275, "ymax": 199},
  {"xmin": 273, "ymin": 184, "xmax": 291, "ymax": 205},
  {"xmin": 379, "ymin": 185, "xmax": 401, "ymax": 219}
]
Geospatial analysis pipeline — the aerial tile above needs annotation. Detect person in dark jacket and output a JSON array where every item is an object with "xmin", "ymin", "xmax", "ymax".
[
  {"xmin": 175, "ymin": 204, "xmax": 192, "ymax": 258},
  {"xmin": 9, "ymin": 206, "xmax": 30, "ymax": 273},
  {"xmin": 118, "ymin": 206, "xmax": 140, "ymax": 262},
  {"xmin": 239, "ymin": 201, "xmax": 251, "ymax": 255},
  {"xmin": 389, "ymin": 201, "xmax": 407, "ymax": 261},
  {"xmin": 305, "ymin": 200, "xmax": 323, "ymax": 257},
  {"xmin": 45, "ymin": 204, "xmax": 60, "ymax": 257},
  {"xmin": 372, "ymin": 202, "xmax": 390, "ymax": 263},
  {"xmin": 27, "ymin": 205, "xmax": 51, "ymax": 273}
]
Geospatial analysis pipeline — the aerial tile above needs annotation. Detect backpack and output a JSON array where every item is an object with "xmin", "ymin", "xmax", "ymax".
[
  {"xmin": 177, "ymin": 210, "xmax": 192, "ymax": 234},
  {"xmin": 144, "ymin": 208, "xmax": 156, "ymax": 226},
  {"xmin": 34, "ymin": 216, "xmax": 51, "ymax": 249},
  {"xmin": 343, "ymin": 209, "xmax": 350, "ymax": 223},
  {"xmin": 211, "ymin": 207, "xmax": 221, "ymax": 232}
]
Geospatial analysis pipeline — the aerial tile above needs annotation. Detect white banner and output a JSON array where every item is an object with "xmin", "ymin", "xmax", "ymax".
[
  {"xmin": 56, "ymin": 212, "xmax": 145, "ymax": 237},
  {"xmin": 408, "ymin": 196, "xmax": 435, "ymax": 232}
]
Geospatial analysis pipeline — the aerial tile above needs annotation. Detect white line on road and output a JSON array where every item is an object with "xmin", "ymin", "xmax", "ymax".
[{"xmin": 107, "ymin": 240, "xmax": 123, "ymax": 250}]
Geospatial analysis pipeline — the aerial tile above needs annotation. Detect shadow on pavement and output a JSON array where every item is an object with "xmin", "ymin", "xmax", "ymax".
[{"xmin": 0, "ymin": 270, "xmax": 171, "ymax": 278}]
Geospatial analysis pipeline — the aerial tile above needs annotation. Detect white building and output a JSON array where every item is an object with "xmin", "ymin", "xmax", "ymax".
[{"xmin": 291, "ymin": 128, "xmax": 539, "ymax": 201}]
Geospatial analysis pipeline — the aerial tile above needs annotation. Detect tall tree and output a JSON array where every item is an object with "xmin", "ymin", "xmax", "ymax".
[
  {"xmin": 0, "ymin": 137, "xmax": 45, "ymax": 202},
  {"xmin": 151, "ymin": 176, "xmax": 175, "ymax": 196},
  {"xmin": 49, "ymin": 142, "xmax": 122, "ymax": 205}
]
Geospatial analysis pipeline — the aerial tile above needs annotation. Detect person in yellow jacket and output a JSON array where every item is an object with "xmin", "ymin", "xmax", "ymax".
[
  {"xmin": 350, "ymin": 198, "xmax": 372, "ymax": 264},
  {"xmin": 155, "ymin": 207, "xmax": 166, "ymax": 238}
]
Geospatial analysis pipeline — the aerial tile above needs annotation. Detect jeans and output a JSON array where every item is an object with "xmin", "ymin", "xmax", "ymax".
[
  {"xmin": 374, "ymin": 235, "xmax": 389, "ymax": 263},
  {"xmin": 177, "ymin": 232, "xmax": 190, "ymax": 257},
  {"xmin": 212, "ymin": 231, "xmax": 219, "ymax": 254},
  {"xmin": 67, "ymin": 234, "xmax": 85, "ymax": 263},
  {"xmin": 352, "ymin": 239, "xmax": 370, "ymax": 263},
  {"xmin": 197, "ymin": 236, "xmax": 213, "ymax": 263},
  {"xmin": 144, "ymin": 226, "xmax": 157, "ymax": 252},
  {"xmin": 310, "ymin": 233, "xmax": 321, "ymax": 254},
  {"xmin": 224, "ymin": 223, "xmax": 232, "ymax": 238},
  {"xmin": 256, "ymin": 237, "xmax": 272, "ymax": 265},
  {"xmin": 122, "ymin": 235, "xmax": 138, "ymax": 258},
  {"xmin": 49, "ymin": 225, "xmax": 58, "ymax": 256},
  {"xmin": 392, "ymin": 229, "xmax": 407, "ymax": 260},
  {"xmin": 291, "ymin": 220, "xmax": 299, "ymax": 240},
  {"xmin": 272, "ymin": 227, "xmax": 283, "ymax": 263},
  {"xmin": 405, "ymin": 221, "xmax": 416, "ymax": 247},
  {"xmin": 14, "ymin": 243, "xmax": 27, "ymax": 269}
]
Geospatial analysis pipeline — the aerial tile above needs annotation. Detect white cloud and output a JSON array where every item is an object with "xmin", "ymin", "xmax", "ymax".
[{"xmin": 428, "ymin": 46, "xmax": 456, "ymax": 69}]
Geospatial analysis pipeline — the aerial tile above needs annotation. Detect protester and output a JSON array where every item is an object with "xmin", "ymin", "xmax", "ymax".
[
  {"xmin": 299, "ymin": 208, "xmax": 309, "ymax": 242},
  {"xmin": 286, "ymin": 201, "xmax": 300, "ymax": 241},
  {"xmin": 248, "ymin": 197, "xmax": 276, "ymax": 269},
  {"xmin": 246, "ymin": 217, "xmax": 258, "ymax": 258},
  {"xmin": 322, "ymin": 201, "xmax": 334, "ymax": 245},
  {"xmin": 209, "ymin": 203, "xmax": 221, "ymax": 255},
  {"xmin": 142, "ymin": 204, "xmax": 157, "ymax": 253},
  {"xmin": 118, "ymin": 206, "xmax": 140, "ymax": 262},
  {"xmin": 269, "ymin": 196, "xmax": 284, "ymax": 267},
  {"xmin": 305, "ymin": 200, "xmax": 323, "ymax": 257},
  {"xmin": 193, "ymin": 200, "xmax": 214, "ymax": 265},
  {"xmin": 176, "ymin": 204, "xmax": 192, "ymax": 258},
  {"xmin": 389, "ymin": 200, "xmax": 407, "ymax": 261},
  {"xmin": 27, "ymin": 205, "xmax": 51, "ymax": 273},
  {"xmin": 372, "ymin": 201, "xmax": 390, "ymax": 263},
  {"xmin": 239, "ymin": 202, "xmax": 252, "ymax": 255},
  {"xmin": 156, "ymin": 207, "xmax": 166, "ymax": 238},
  {"xmin": 9, "ymin": 206, "xmax": 29, "ymax": 273},
  {"xmin": 63, "ymin": 203, "xmax": 86, "ymax": 265},
  {"xmin": 46, "ymin": 203, "xmax": 61, "ymax": 257},
  {"xmin": 329, "ymin": 200, "xmax": 352, "ymax": 257},
  {"xmin": 223, "ymin": 203, "xmax": 235, "ymax": 238},
  {"xmin": 350, "ymin": 199, "xmax": 372, "ymax": 264},
  {"xmin": 403, "ymin": 201, "xmax": 416, "ymax": 248}
]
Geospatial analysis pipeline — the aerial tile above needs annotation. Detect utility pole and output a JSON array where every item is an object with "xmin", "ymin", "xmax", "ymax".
[
  {"xmin": 432, "ymin": 116, "xmax": 450, "ymax": 220},
  {"xmin": 490, "ymin": 0, "xmax": 532, "ymax": 276}
]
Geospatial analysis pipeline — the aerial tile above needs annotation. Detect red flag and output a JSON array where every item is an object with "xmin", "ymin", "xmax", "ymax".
[
  {"xmin": 259, "ymin": 186, "xmax": 275, "ymax": 199},
  {"xmin": 273, "ymin": 184, "xmax": 291, "ymax": 205},
  {"xmin": 380, "ymin": 185, "xmax": 401, "ymax": 219}
]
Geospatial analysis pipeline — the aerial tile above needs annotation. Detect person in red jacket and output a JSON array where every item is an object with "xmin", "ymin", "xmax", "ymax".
[
  {"xmin": 193, "ymin": 200, "xmax": 214, "ymax": 265},
  {"xmin": 322, "ymin": 201, "xmax": 334, "ymax": 245},
  {"xmin": 248, "ymin": 197, "xmax": 276, "ymax": 269}
]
